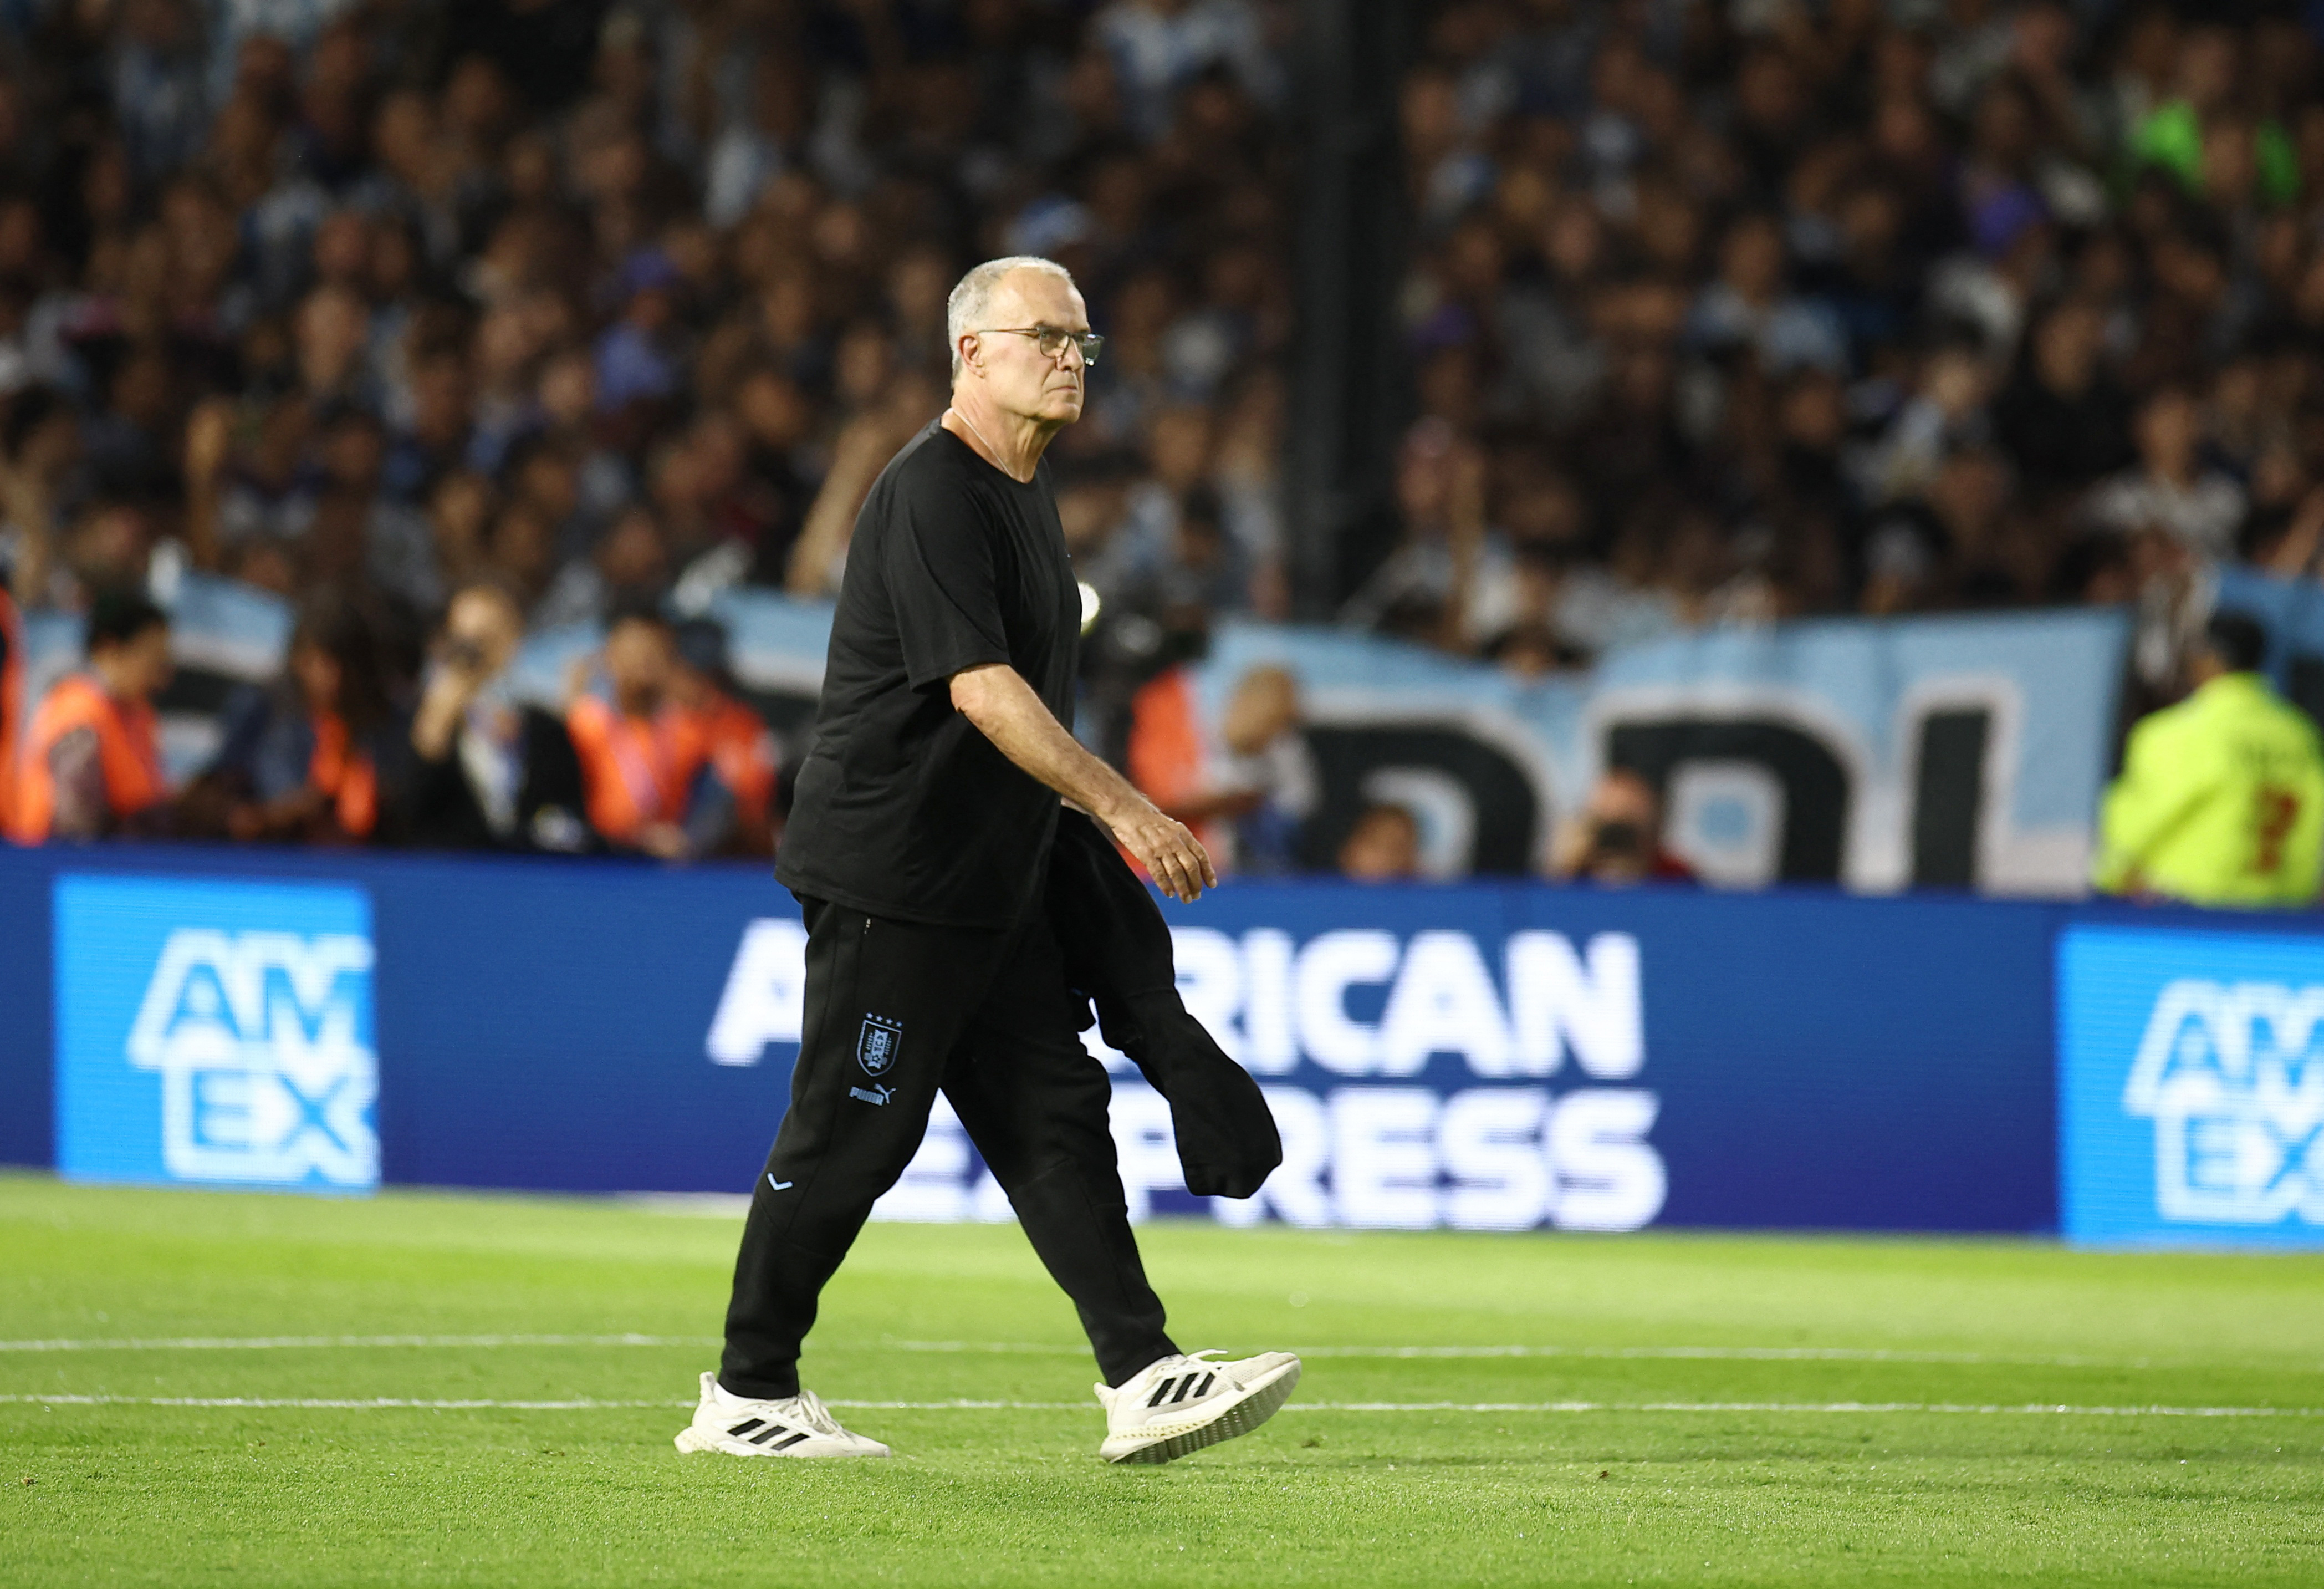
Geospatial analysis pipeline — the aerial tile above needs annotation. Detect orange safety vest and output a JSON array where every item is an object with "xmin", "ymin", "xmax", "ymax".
[
  {"xmin": 568, "ymin": 694, "xmax": 704, "ymax": 845},
  {"xmin": 689, "ymin": 692, "xmax": 777, "ymax": 828},
  {"xmin": 0, "ymin": 589, "xmax": 21, "ymax": 837},
  {"xmin": 8, "ymin": 673, "xmax": 165, "ymax": 843},
  {"xmin": 308, "ymin": 711, "xmax": 379, "ymax": 839}
]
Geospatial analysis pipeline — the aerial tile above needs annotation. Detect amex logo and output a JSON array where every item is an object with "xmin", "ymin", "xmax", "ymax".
[
  {"xmin": 124, "ymin": 928, "xmax": 379, "ymax": 1188},
  {"xmin": 2124, "ymin": 980, "xmax": 2324, "ymax": 1226}
]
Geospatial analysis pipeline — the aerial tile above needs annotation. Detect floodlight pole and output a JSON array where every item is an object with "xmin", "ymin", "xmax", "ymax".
[{"xmin": 1287, "ymin": 0, "xmax": 1415, "ymax": 621}]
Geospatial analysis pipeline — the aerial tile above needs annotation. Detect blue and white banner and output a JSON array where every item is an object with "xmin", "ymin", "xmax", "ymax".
[
  {"xmin": 1187, "ymin": 610, "xmax": 2128, "ymax": 896},
  {"xmin": 524, "ymin": 595, "xmax": 2130, "ymax": 898}
]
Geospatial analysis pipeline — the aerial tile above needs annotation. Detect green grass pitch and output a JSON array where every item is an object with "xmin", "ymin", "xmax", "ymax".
[{"xmin": 2, "ymin": 1173, "xmax": 2320, "ymax": 1587}]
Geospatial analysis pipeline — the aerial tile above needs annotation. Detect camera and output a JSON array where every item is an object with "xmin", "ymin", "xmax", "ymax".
[{"xmin": 1586, "ymin": 818, "xmax": 1644, "ymax": 860}]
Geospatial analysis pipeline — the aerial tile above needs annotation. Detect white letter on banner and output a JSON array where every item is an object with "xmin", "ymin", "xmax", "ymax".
[
  {"xmin": 1171, "ymin": 927, "xmax": 1244, "ymax": 1063},
  {"xmin": 1331, "ymin": 1088, "xmax": 1441, "ymax": 1228},
  {"xmin": 1213, "ymin": 1086, "xmax": 1330, "ymax": 1228},
  {"xmin": 1439, "ymin": 1088, "xmax": 1553, "ymax": 1230},
  {"xmin": 1109, "ymin": 1083, "xmax": 1184, "ymax": 1224},
  {"xmin": 1506, "ymin": 932, "xmax": 1643, "ymax": 1078},
  {"xmin": 704, "ymin": 918, "xmax": 808, "ymax": 1065},
  {"xmin": 1548, "ymin": 1089, "xmax": 1665, "ymax": 1231},
  {"xmin": 1296, "ymin": 930, "xmax": 1399, "ymax": 1075},
  {"xmin": 1240, "ymin": 929, "xmax": 1299, "ymax": 1074},
  {"xmin": 1378, "ymin": 931, "xmax": 1515, "ymax": 1077}
]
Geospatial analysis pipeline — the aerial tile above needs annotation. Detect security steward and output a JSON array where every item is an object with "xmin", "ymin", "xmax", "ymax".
[
  {"xmin": 677, "ymin": 256, "xmax": 1298, "ymax": 1466},
  {"xmin": 2095, "ymin": 610, "xmax": 2324, "ymax": 907},
  {"xmin": 566, "ymin": 600, "xmax": 701, "ymax": 859},
  {"xmin": 8, "ymin": 589, "xmax": 173, "ymax": 844}
]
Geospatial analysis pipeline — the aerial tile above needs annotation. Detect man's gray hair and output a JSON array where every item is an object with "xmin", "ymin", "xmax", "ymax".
[{"xmin": 946, "ymin": 256, "xmax": 1076, "ymax": 380}]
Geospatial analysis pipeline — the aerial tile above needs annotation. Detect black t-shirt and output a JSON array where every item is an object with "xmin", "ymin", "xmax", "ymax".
[{"xmin": 775, "ymin": 421, "xmax": 1080, "ymax": 929}]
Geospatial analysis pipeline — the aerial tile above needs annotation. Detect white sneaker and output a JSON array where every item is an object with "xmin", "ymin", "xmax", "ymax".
[
  {"xmin": 673, "ymin": 1372, "xmax": 892, "ymax": 1458},
  {"xmin": 1095, "ymin": 1349, "xmax": 1301, "ymax": 1465}
]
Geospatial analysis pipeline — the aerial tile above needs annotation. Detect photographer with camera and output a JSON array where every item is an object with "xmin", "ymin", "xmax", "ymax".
[
  {"xmin": 407, "ymin": 579, "xmax": 593, "ymax": 853},
  {"xmin": 1554, "ymin": 766, "xmax": 1697, "ymax": 887}
]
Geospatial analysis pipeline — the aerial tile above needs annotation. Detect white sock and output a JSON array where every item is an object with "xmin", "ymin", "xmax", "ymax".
[{"xmin": 712, "ymin": 1381, "xmax": 759, "ymax": 1408}]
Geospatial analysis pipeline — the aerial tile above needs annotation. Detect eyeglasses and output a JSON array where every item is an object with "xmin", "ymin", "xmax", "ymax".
[{"xmin": 977, "ymin": 325, "xmax": 1104, "ymax": 365}]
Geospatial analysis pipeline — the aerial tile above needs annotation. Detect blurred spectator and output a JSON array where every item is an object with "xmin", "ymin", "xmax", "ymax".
[
  {"xmin": 784, "ymin": 373, "xmax": 947, "ymax": 599},
  {"xmin": 1100, "ymin": 0, "xmax": 1281, "ymax": 144},
  {"xmin": 1340, "ymin": 417, "xmax": 1499, "ymax": 648},
  {"xmin": 1338, "ymin": 802, "xmax": 1420, "ymax": 883},
  {"xmin": 534, "ymin": 503, "xmax": 670, "ymax": 632},
  {"xmin": 190, "ymin": 591, "xmax": 408, "ymax": 846},
  {"xmin": 2083, "ymin": 386, "xmax": 2246, "ymax": 557},
  {"xmin": 0, "ymin": 388, "xmax": 84, "ymax": 612},
  {"xmin": 1102, "ymin": 480, "xmax": 1249, "ymax": 629},
  {"xmin": 1992, "ymin": 299, "xmax": 2134, "ymax": 505},
  {"xmin": 1552, "ymin": 768, "xmax": 1696, "ymax": 888},
  {"xmin": 669, "ymin": 617, "xmax": 777, "ymax": 859},
  {"xmin": 1860, "ymin": 344, "xmax": 1994, "ymax": 507},
  {"xmin": 7, "ymin": 590, "xmax": 172, "ymax": 843},
  {"xmin": 1688, "ymin": 212, "xmax": 1848, "ymax": 377},
  {"xmin": 2094, "ymin": 611, "xmax": 2323, "ymax": 907},
  {"xmin": 565, "ymin": 600, "xmax": 695, "ymax": 861},
  {"xmin": 406, "ymin": 580, "xmax": 589, "ymax": 853},
  {"xmin": 1209, "ymin": 663, "xmax": 1315, "ymax": 875},
  {"xmin": 1090, "ymin": 407, "xmax": 1244, "ymax": 607}
]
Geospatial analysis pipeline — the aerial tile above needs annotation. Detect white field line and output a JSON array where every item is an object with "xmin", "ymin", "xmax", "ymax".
[
  {"xmin": 886, "ymin": 1341, "xmax": 2170, "ymax": 1369},
  {"xmin": 0, "ymin": 1333, "xmax": 719, "ymax": 1353},
  {"xmin": 3, "ymin": 1335, "xmax": 2271, "ymax": 1372},
  {"xmin": 2, "ymin": 1394, "xmax": 687, "ymax": 1410},
  {"xmin": 3, "ymin": 1393, "xmax": 2320, "ymax": 1418}
]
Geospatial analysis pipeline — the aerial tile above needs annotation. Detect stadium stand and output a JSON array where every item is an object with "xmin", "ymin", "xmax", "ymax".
[
  {"xmin": 1382, "ymin": 1, "xmax": 2324, "ymax": 680},
  {"xmin": 1, "ymin": 1, "xmax": 2321, "ymax": 887}
]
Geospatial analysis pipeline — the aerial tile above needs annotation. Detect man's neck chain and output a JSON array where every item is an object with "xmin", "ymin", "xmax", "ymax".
[{"xmin": 947, "ymin": 407, "xmax": 1023, "ymax": 480}]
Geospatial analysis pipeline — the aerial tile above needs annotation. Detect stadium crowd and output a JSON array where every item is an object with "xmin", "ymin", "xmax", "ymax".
[
  {"xmin": 0, "ymin": 0, "xmax": 1298, "ymax": 857},
  {"xmin": 2, "ymin": 0, "xmax": 2322, "ymax": 886},
  {"xmin": 1378, "ymin": 0, "xmax": 2324, "ymax": 691}
]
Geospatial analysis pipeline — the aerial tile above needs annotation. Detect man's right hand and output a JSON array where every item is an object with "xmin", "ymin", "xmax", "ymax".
[{"xmin": 1104, "ymin": 799, "xmax": 1217, "ymax": 903}]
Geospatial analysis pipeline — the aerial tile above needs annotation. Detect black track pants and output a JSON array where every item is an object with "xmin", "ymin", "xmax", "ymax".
[{"xmin": 719, "ymin": 895, "xmax": 1179, "ymax": 1399}]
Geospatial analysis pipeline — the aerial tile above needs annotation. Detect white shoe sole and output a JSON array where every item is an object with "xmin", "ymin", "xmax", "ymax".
[
  {"xmin": 1100, "ymin": 1358, "xmax": 1301, "ymax": 1465},
  {"xmin": 673, "ymin": 1426, "xmax": 890, "ymax": 1458}
]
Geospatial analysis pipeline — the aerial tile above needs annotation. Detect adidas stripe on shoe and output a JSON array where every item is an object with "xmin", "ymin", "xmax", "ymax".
[
  {"xmin": 1095, "ymin": 1350, "xmax": 1301, "ymax": 1465},
  {"xmin": 673, "ymin": 1372, "xmax": 892, "ymax": 1458}
]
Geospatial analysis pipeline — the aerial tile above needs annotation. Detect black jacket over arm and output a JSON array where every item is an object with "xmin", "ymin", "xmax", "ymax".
[{"xmin": 1045, "ymin": 808, "xmax": 1281, "ymax": 1199}]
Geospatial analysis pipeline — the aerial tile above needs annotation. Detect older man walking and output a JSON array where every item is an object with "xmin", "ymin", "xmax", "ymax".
[{"xmin": 675, "ymin": 257, "xmax": 1298, "ymax": 1464}]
